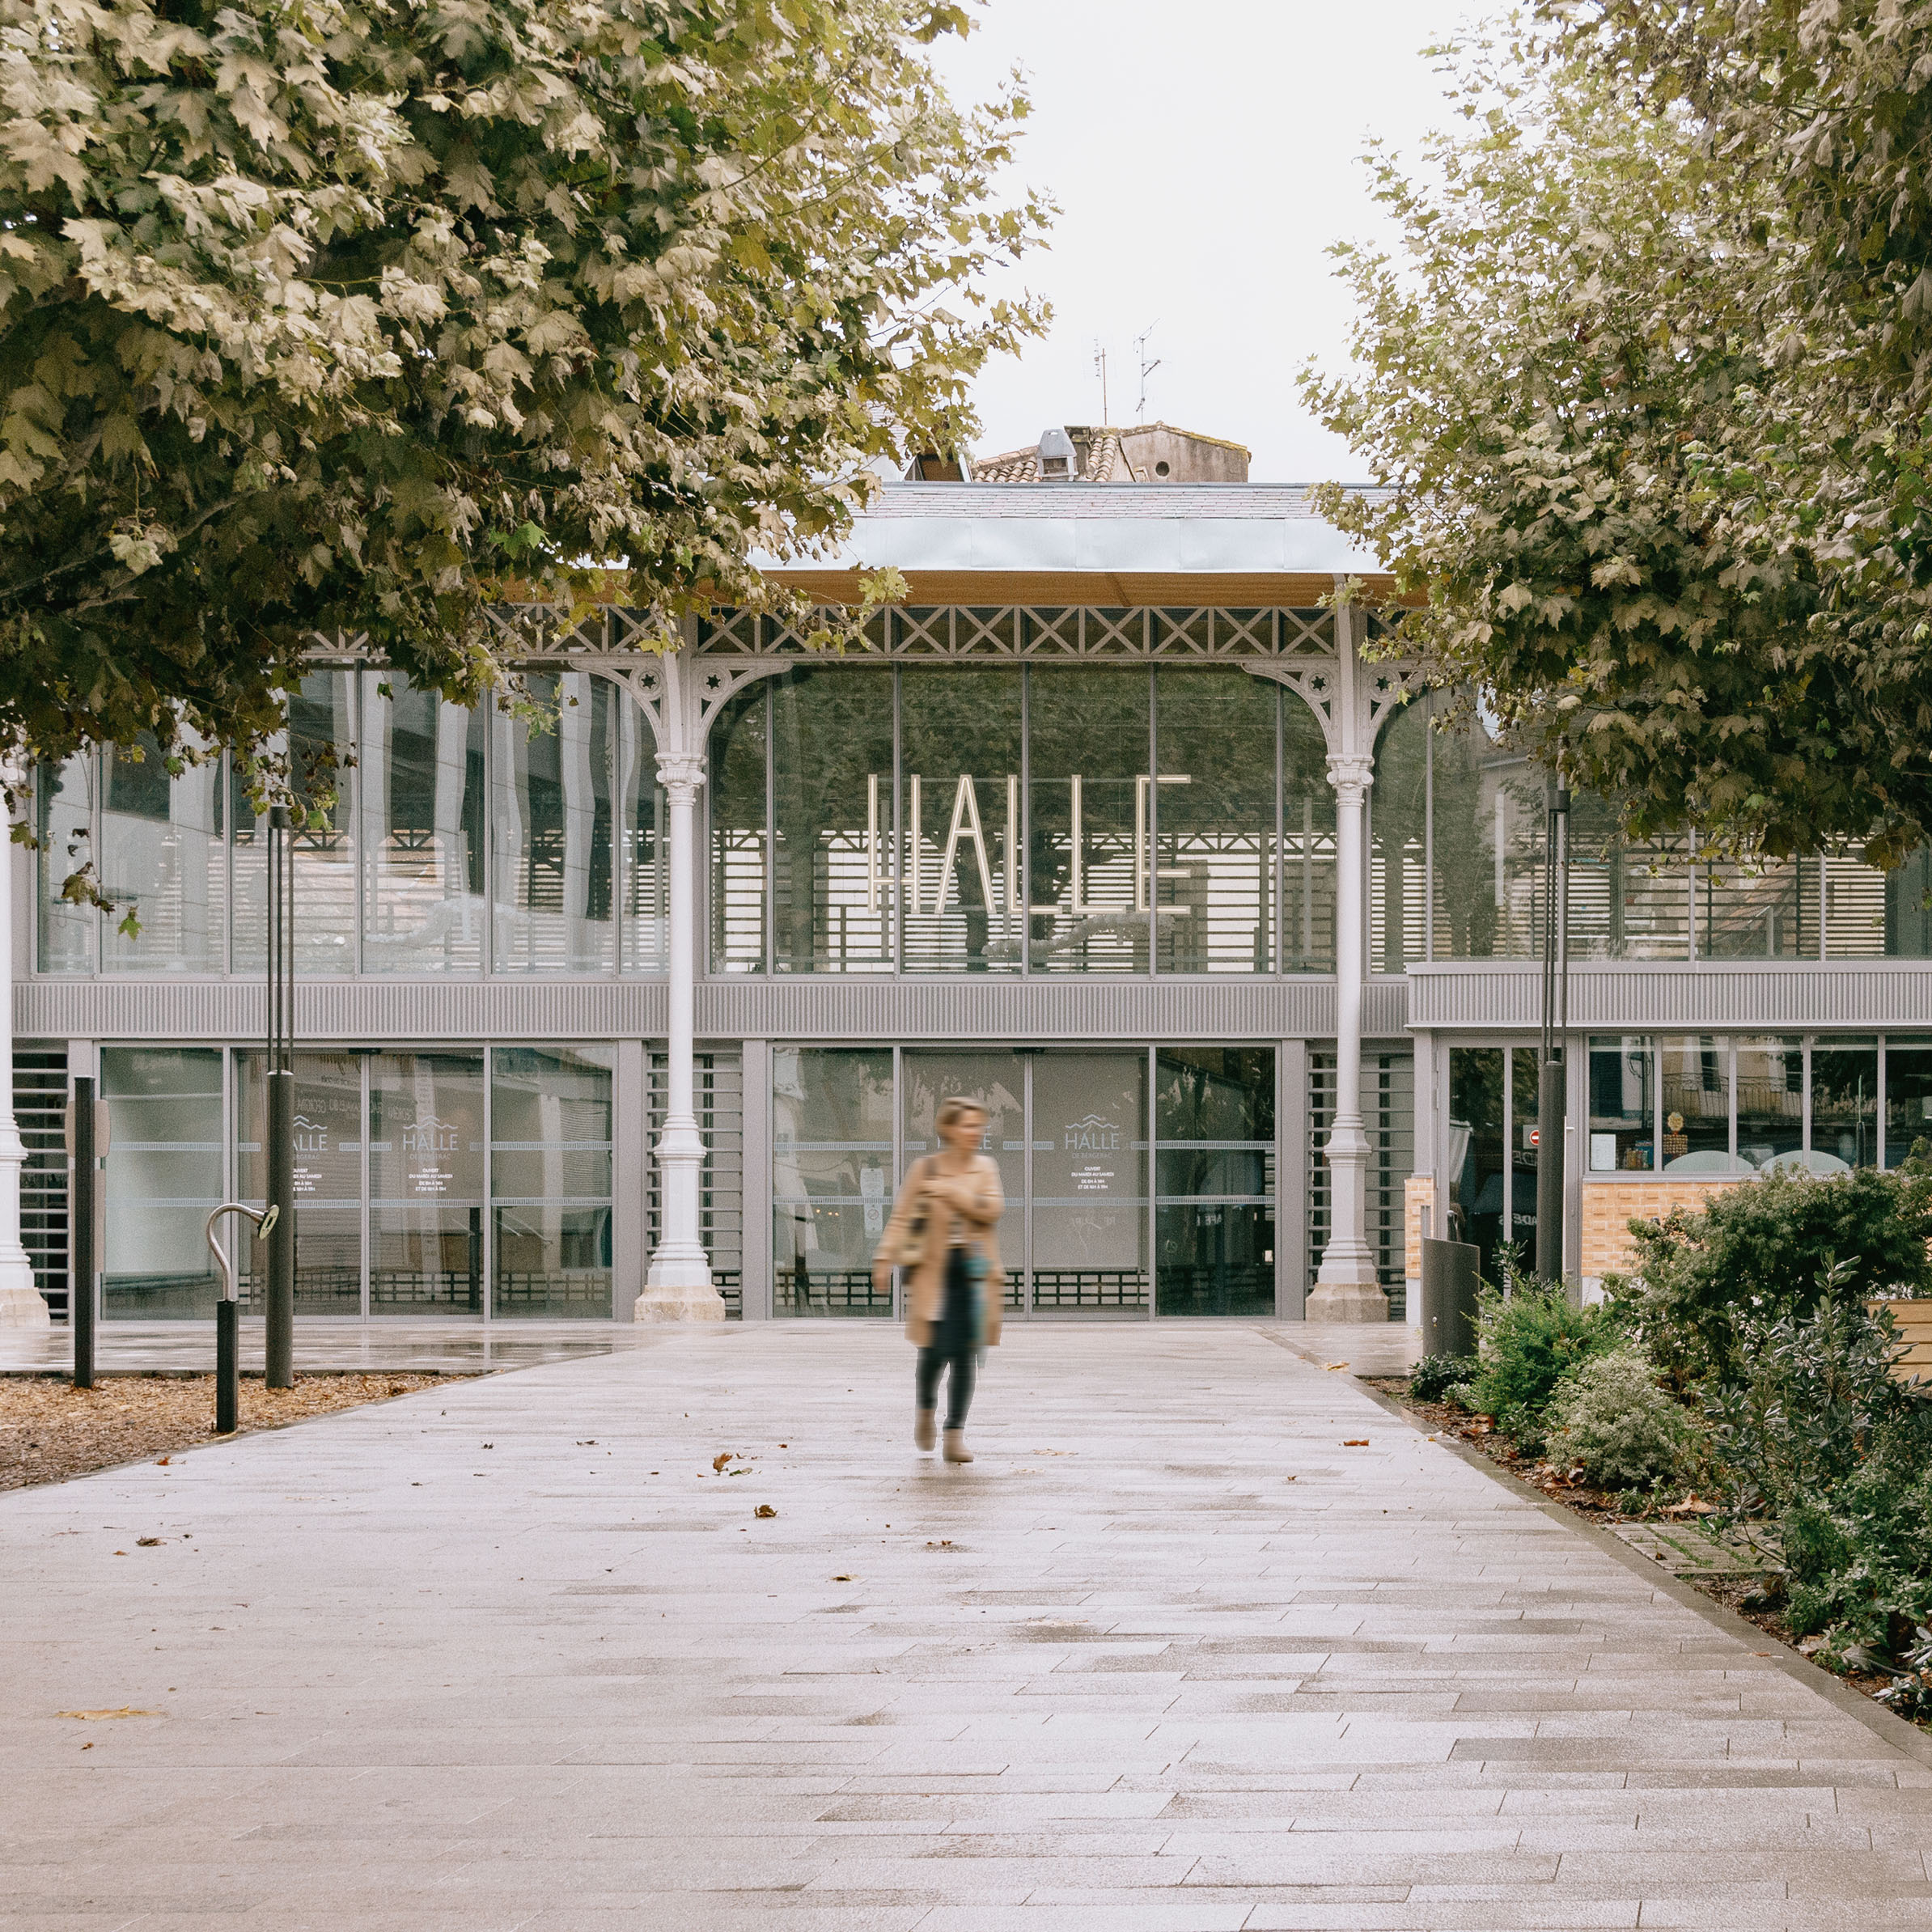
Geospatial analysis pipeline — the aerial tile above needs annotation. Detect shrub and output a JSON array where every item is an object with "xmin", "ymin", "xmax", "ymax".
[
  {"xmin": 1409, "ymin": 1354, "xmax": 1477, "ymax": 1403},
  {"xmin": 1544, "ymin": 1345, "xmax": 1698, "ymax": 1493},
  {"xmin": 1468, "ymin": 1279, "xmax": 1621, "ymax": 1442},
  {"xmin": 1779, "ymin": 1460, "xmax": 1932, "ymax": 1654},
  {"xmin": 1608, "ymin": 1165, "xmax": 1932, "ymax": 1384}
]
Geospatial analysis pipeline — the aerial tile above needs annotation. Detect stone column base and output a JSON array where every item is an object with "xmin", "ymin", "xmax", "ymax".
[
  {"xmin": 633, "ymin": 1279, "xmax": 728, "ymax": 1323},
  {"xmin": 1305, "ymin": 1281, "xmax": 1391, "ymax": 1323}
]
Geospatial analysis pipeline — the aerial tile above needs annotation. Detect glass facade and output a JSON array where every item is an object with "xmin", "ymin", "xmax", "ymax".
[
  {"xmin": 37, "ymin": 670, "xmax": 662, "ymax": 977},
  {"xmin": 1448, "ymin": 1044, "xmax": 1538, "ymax": 1282},
  {"xmin": 772, "ymin": 1047, "xmax": 895, "ymax": 1315},
  {"xmin": 100, "ymin": 1047, "xmax": 224, "ymax": 1317},
  {"xmin": 1585, "ymin": 1034, "xmax": 1928, "ymax": 1176},
  {"xmin": 711, "ymin": 665, "xmax": 1337, "ymax": 976}
]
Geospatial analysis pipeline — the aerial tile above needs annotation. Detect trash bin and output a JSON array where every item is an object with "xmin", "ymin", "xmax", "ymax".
[{"xmin": 1418, "ymin": 1237, "xmax": 1480, "ymax": 1361}]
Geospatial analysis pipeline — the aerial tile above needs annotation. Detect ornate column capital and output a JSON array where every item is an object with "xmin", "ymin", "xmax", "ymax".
[
  {"xmin": 654, "ymin": 751, "xmax": 706, "ymax": 805},
  {"xmin": 1325, "ymin": 752, "xmax": 1375, "ymax": 806}
]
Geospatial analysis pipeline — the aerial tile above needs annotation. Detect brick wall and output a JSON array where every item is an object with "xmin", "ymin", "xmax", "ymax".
[
  {"xmin": 1580, "ymin": 1177, "xmax": 1748, "ymax": 1281},
  {"xmin": 1404, "ymin": 1176, "xmax": 1436, "ymax": 1284}
]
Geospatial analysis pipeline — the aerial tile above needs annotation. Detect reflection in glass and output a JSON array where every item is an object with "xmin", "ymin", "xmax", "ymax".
[
  {"xmin": 709, "ymin": 682, "xmax": 769, "ymax": 972},
  {"xmin": 100, "ymin": 735, "xmax": 226, "ymax": 972},
  {"xmin": 1029, "ymin": 669, "xmax": 1149, "ymax": 972},
  {"xmin": 900, "ymin": 670, "xmax": 1022, "ymax": 972},
  {"xmin": 618, "ymin": 698, "xmax": 666, "ymax": 973},
  {"xmin": 1568, "ymin": 794, "xmax": 1692, "ymax": 960},
  {"xmin": 1430, "ymin": 715, "xmax": 1544, "ymax": 960},
  {"xmin": 101, "ymin": 1048, "xmax": 222, "ymax": 1318},
  {"xmin": 233, "ymin": 668, "xmax": 358, "ymax": 974},
  {"xmin": 1587, "ymin": 1036, "xmax": 1654, "ymax": 1171},
  {"xmin": 772, "ymin": 668, "xmax": 892, "ymax": 972},
  {"xmin": 492, "ymin": 673, "xmax": 616, "ymax": 973},
  {"xmin": 1735, "ymin": 1036, "xmax": 1803, "ymax": 1171},
  {"xmin": 1810, "ymin": 1040, "xmax": 1878, "ymax": 1171},
  {"xmin": 360, "ymin": 674, "xmax": 485, "ymax": 973},
  {"xmin": 1885, "ymin": 1042, "xmax": 1932, "ymax": 1167},
  {"xmin": 1702, "ymin": 854, "xmax": 1813, "ymax": 959},
  {"xmin": 1659, "ymin": 1036, "xmax": 1734, "ymax": 1171},
  {"xmin": 492, "ymin": 1047, "xmax": 613, "ymax": 1317},
  {"xmin": 1155, "ymin": 1049, "xmax": 1274, "ymax": 1316},
  {"xmin": 1509, "ymin": 1047, "xmax": 1542, "ymax": 1258},
  {"xmin": 35, "ymin": 755, "xmax": 96, "ymax": 974},
  {"xmin": 1371, "ymin": 699, "xmax": 1429, "ymax": 972},
  {"xmin": 1825, "ymin": 852, "xmax": 1889, "ymax": 959},
  {"xmin": 1449, "ymin": 1047, "xmax": 1506, "ymax": 1281},
  {"xmin": 773, "ymin": 1048, "xmax": 894, "ymax": 1314},
  {"xmin": 237, "ymin": 1050, "xmax": 365, "ymax": 1315},
  {"xmin": 1282, "ymin": 697, "xmax": 1337, "ymax": 970},
  {"xmin": 1155, "ymin": 672, "xmax": 1278, "ymax": 973},
  {"xmin": 1030, "ymin": 1053, "xmax": 1147, "ymax": 1314},
  {"xmin": 369, "ymin": 1052, "xmax": 485, "ymax": 1315},
  {"xmin": 1885, "ymin": 851, "xmax": 1932, "ymax": 957},
  {"xmin": 901, "ymin": 1052, "xmax": 1025, "ymax": 1309}
]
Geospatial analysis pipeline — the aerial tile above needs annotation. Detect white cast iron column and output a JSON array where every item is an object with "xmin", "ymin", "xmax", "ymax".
[
  {"xmin": 0, "ymin": 769, "xmax": 48, "ymax": 1326},
  {"xmin": 1308, "ymin": 748, "xmax": 1388, "ymax": 1318},
  {"xmin": 635, "ymin": 743, "xmax": 724, "ymax": 1320}
]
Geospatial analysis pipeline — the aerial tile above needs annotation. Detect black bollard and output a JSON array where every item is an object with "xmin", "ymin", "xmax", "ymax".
[
  {"xmin": 69, "ymin": 1076, "xmax": 95, "ymax": 1390},
  {"xmin": 215, "ymin": 1297, "xmax": 238, "ymax": 1434}
]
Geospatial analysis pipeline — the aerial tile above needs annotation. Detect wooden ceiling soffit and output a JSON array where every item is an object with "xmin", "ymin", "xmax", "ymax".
[{"xmin": 761, "ymin": 569, "xmax": 1405, "ymax": 609}]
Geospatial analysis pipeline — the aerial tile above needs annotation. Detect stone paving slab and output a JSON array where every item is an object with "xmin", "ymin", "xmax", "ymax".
[{"xmin": 2, "ymin": 1321, "xmax": 1928, "ymax": 1930}]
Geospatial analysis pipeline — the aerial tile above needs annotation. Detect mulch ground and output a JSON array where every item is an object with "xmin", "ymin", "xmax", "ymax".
[
  {"xmin": 0, "ymin": 1374, "xmax": 466, "ymax": 1492},
  {"xmin": 1364, "ymin": 1376, "xmax": 1927, "ymax": 1733}
]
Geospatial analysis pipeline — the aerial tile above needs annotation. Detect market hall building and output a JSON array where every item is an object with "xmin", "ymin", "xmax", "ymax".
[{"xmin": 3, "ymin": 422, "xmax": 1930, "ymax": 1337}]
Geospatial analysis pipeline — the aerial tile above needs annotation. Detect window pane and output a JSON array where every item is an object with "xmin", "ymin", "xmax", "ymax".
[
  {"xmin": 1371, "ymin": 700, "xmax": 1429, "ymax": 973},
  {"xmin": 1810, "ymin": 1041, "xmax": 1878, "ymax": 1171},
  {"xmin": 1282, "ymin": 697, "xmax": 1337, "ymax": 971},
  {"xmin": 101, "ymin": 1047, "xmax": 222, "ymax": 1319},
  {"xmin": 1825, "ymin": 852, "xmax": 1889, "ymax": 958},
  {"xmin": 492, "ymin": 1046, "xmax": 613, "ymax": 1318},
  {"xmin": 1659, "ymin": 1036, "xmax": 1735, "ymax": 1171},
  {"xmin": 1510, "ymin": 1047, "xmax": 1543, "ymax": 1257},
  {"xmin": 1155, "ymin": 670, "xmax": 1277, "ymax": 972},
  {"xmin": 1156, "ymin": 1204, "xmax": 1274, "ymax": 1317},
  {"xmin": 100, "ymin": 736, "xmax": 226, "ymax": 972},
  {"xmin": 35, "ymin": 755, "xmax": 95, "ymax": 973},
  {"xmin": 1701, "ymin": 854, "xmax": 1813, "ymax": 960},
  {"xmin": 1885, "ymin": 849, "xmax": 1932, "ymax": 957},
  {"xmin": 492, "ymin": 672, "xmax": 616, "ymax": 973},
  {"xmin": 1735, "ymin": 1036, "xmax": 1803, "ymax": 1171},
  {"xmin": 709, "ymin": 682, "xmax": 769, "ymax": 972},
  {"xmin": 1031, "ymin": 1052, "xmax": 1147, "ymax": 1314},
  {"xmin": 900, "ymin": 670, "xmax": 1023, "ymax": 972},
  {"xmin": 1155, "ymin": 1047, "xmax": 1274, "ymax": 1145},
  {"xmin": 237, "ymin": 1049, "xmax": 364, "ymax": 1316},
  {"xmin": 617, "ymin": 688, "xmax": 666, "ymax": 973},
  {"xmin": 232, "ymin": 668, "xmax": 357, "ymax": 975},
  {"xmin": 1587, "ymin": 1036, "xmax": 1654, "ymax": 1171},
  {"xmin": 1885, "ymin": 1042, "xmax": 1932, "ymax": 1167},
  {"xmin": 1448, "ymin": 1047, "xmax": 1506, "ymax": 1282},
  {"xmin": 369, "ymin": 1051, "xmax": 485, "ymax": 1315},
  {"xmin": 1430, "ymin": 716, "xmax": 1544, "ymax": 959},
  {"xmin": 773, "ymin": 1047, "xmax": 893, "ymax": 1316},
  {"xmin": 771, "ymin": 668, "xmax": 892, "ymax": 973},
  {"xmin": 1028, "ymin": 668, "xmax": 1149, "ymax": 972},
  {"xmin": 360, "ymin": 673, "xmax": 485, "ymax": 974}
]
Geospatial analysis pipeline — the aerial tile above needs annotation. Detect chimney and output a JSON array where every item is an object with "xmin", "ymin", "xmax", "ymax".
[{"xmin": 1036, "ymin": 426, "xmax": 1077, "ymax": 481}]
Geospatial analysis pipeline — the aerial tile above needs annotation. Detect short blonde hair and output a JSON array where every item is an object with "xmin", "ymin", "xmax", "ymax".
[{"xmin": 936, "ymin": 1096, "xmax": 987, "ymax": 1134}]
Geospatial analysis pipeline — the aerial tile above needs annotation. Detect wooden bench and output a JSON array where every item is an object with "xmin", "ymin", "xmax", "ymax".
[{"xmin": 1877, "ymin": 1299, "xmax": 1932, "ymax": 1388}]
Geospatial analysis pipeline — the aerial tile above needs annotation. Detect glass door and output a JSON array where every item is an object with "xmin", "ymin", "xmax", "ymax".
[
  {"xmin": 1029, "ymin": 1052, "xmax": 1149, "ymax": 1317},
  {"xmin": 900, "ymin": 1051, "xmax": 1027, "ymax": 1316}
]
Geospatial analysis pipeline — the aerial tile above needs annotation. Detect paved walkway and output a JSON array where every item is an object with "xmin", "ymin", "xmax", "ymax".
[{"xmin": 3, "ymin": 1324, "xmax": 1928, "ymax": 1931}]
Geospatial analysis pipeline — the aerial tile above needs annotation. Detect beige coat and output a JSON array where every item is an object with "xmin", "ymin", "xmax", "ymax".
[{"xmin": 876, "ymin": 1152, "xmax": 1005, "ymax": 1347}]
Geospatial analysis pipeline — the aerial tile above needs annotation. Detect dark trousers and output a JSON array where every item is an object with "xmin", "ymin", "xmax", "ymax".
[{"xmin": 916, "ymin": 1248, "xmax": 978, "ymax": 1430}]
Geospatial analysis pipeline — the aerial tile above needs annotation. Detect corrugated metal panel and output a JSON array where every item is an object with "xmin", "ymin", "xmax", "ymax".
[
  {"xmin": 16, "ymin": 979, "xmax": 671, "ymax": 1042},
  {"xmin": 695, "ymin": 977, "xmax": 1343, "ymax": 1041},
  {"xmin": 1408, "ymin": 962, "xmax": 1932, "ymax": 1032}
]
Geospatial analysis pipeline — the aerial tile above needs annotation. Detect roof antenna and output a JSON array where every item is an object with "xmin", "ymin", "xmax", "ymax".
[
  {"xmin": 1092, "ymin": 338, "xmax": 1108, "ymax": 424},
  {"xmin": 1134, "ymin": 320, "xmax": 1161, "ymax": 422}
]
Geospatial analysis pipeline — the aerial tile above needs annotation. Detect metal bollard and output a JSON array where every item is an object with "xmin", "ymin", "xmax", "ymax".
[
  {"xmin": 1418, "ymin": 1237, "xmax": 1481, "ymax": 1362},
  {"xmin": 205, "ymin": 1203, "xmax": 278, "ymax": 1435},
  {"xmin": 66, "ymin": 1081, "xmax": 108, "ymax": 1390}
]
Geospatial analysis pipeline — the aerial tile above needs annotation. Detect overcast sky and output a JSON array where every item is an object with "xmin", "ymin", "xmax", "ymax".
[{"xmin": 931, "ymin": 1, "xmax": 1472, "ymax": 483}]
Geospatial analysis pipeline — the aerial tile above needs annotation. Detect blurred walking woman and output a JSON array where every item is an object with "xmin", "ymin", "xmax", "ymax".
[{"xmin": 873, "ymin": 1096, "xmax": 1003, "ymax": 1463}]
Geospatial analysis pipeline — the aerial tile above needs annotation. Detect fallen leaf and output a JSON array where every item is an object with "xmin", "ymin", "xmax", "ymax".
[
  {"xmin": 58, "ymin": 1708, "xmax": 158, "ymax": 1720},
  {"xmin": 80, "ymin": 1742, "xmax": 92, "ymax": 1750},
  {"xmin": 155, "ymin": 1457, "xmax": 171, "ymax": 1467},
  {"xmin": 1324, "ymin": 1362, "xmax": 1349, "ymax": 1371},
  {"xmin": 712, "ymin": 1452, "xmax": 734, "ymax": 1473},
  {"xmin": 136, "ymin": 1537, "xmax": 162, "ymax": 1547},
  {"xmin": 1342, "ymin": 1439, "xmax": 1369, "ymax": 1447},
  {"xmin": 754, "ymin": 1504, "xmax": 776, "ymax": 1519},
  {"xmin": 1283, "ymin": 1474, "xmax": 1298, "ymax": 1482},
  {"xmin": 833, "ymin": 1574, "xmax": 854, "ymax": 1582}
]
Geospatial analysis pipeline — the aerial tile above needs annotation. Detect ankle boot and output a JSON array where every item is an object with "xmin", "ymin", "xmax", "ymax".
[
  {"xmin": 914, "ymin": 1409, "xmax": 937, "ymax": 1451},
  {"xmin": 943, "ymin": 1429, "xmax": 972, "ymax": 1464}
]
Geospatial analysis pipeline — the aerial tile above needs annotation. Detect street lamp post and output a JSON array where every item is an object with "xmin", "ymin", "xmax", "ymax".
[
  {"xmin": 265, "ymin": 804, "xmax": 295, "ymax": 1387},
  {"xmin": 1534, "ymin": 779, "xmax": 1570, "ymax": 1282}
]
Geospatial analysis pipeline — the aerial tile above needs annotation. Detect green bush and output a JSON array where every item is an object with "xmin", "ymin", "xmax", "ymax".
[
  {"xmin": 1409, "ymin": 1354, "xmax": 1477, "ymax": 1403},
  {"xmin": 1780, "ymin": 1460, "xmax": 1932, "ymax": 1654},
  {"xmin": 1608, "ymin": 1165, "xmax": 1932, "ymax": 1384},
  {"xmin": 1468, "ymin": 1280, "xmax": 1621, "ymax": 1442},
  {"xmin": 1544, "ymin": 1345, "xmax": 1699, "ymax": 1493}
]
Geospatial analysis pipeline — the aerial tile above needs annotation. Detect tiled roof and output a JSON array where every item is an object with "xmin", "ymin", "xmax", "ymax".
[
  {"xmin": 977, "ymin": 428, "xmax": 1132, "ymax": 483},
  {"xmin": 861, "ymin": 481, "xmax": 1382, "ymax": 521}
]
